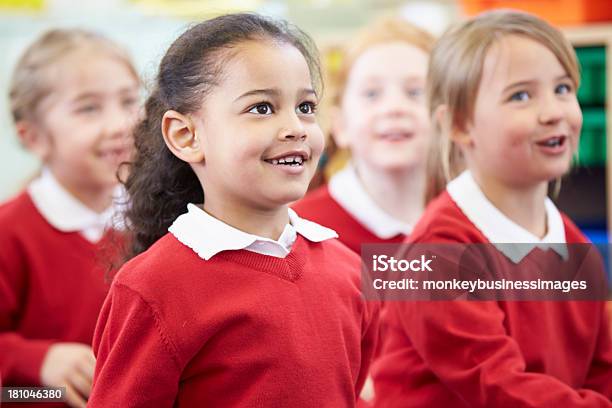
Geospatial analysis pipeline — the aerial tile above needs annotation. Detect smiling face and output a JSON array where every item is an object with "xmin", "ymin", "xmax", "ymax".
[
  {"xmin": 334, "ymin": 42, "xmax": 431, "ymax": 173},
  {"xmin": 191, "ymin": 40, "xmax": 324, "ymax": 213},
  {"xmin": 34, "ymin": 50, "xmax": 139, "ymax": 195},
  {"xmin": 460, "ymin": 35, "xmax": 582, "ymax": 189}
]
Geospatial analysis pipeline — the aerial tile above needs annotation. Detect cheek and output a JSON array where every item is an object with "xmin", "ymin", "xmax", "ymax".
[
  {"xmin": 569, "ymin": 104, "xmax": 583, "ymax": 135},
  {"xmin": 342, "ymin": 99, "xmax": 375, "ymax": 133},
  {"xmin": 53, "ymin": 134, "xmax": 95, "ymax": 157},
  {"xmin": 308, "ymin": 125, "xmax": 325, "ymax": 155},
  {"xmin": 414, "ymin": 109, "xmax": 432, "ymax": 137}
]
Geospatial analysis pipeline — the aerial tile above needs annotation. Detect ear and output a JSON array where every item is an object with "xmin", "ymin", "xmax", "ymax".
[
  {"xmin": 329, "ymin": 106, "xmax": 350, "ymax": 149},
  {"xmin": 15, "ymin": 120, "xmax": 51, "ymax": 160},
  {"xmin": 161, "ymin": 110, "xmax": 204, "ymax": 163},
  {"xmin": 434, "ymin": 104, "xmax": 473, "ymax": 148}
]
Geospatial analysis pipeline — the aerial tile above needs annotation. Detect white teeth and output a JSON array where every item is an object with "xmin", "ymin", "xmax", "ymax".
[
  {"xmin": 266, "ymin": 154, "xmax": 306, "ymax": 165},
  {"xmin": 544, "ymin": 137, "xmax": 562, "ymax": 147},
  {"xmin": 537, "ymin": 136, "xmax": 565, "ymax": 148}
]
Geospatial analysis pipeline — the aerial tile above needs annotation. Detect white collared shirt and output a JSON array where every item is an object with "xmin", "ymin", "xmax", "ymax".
[
  {"xmin": 328, "ymin": 163, "xmax": 412, "ymax": 239},
  {"xmin": 168, "ymin": 204, "xmax": 338, "ymax": 260},
  {"xmin": 447, "ymin": 170, "xmax": 568, "ymax": 263},
  {"xmin": 28, "ymin": 168, "xmax": 126, "ymax": 243}
]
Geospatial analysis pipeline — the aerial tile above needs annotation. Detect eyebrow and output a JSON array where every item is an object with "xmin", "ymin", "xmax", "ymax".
[
  {"xmin": 234, "ymin": 88, "xmax": 316, "ymax": 102},
  {"xmin": 502, "ymin": 74, "xmax": 572, "ymax": 93},
  {"xmin": 72, "ymin": 87, "xmax": 139, "ymax": 103}
]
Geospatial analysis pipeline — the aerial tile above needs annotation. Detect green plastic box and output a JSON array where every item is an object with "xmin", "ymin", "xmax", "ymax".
[
  {"xmin": 577, "ymin": 108, "xmax": 606, "ymax": 166},
  {"xmin": 576, "ymin": 46, "xmax": 606, "ymax": 106}
]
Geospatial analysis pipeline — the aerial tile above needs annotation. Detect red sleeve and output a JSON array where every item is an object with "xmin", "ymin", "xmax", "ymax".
[
  {"xmin": 0, "ymin": 251, "xmax": 53, "ymax": 386},
  {"xmin": 355, "ymin": 298, "xmax": 380, "ymax": 397},
  {"xmin": 391, "ymin": 300, "xmax": 612, "ymax": 407},
  {"xmin": 89, "ymin": 283, "xmax": 182, "ymax": 408},
  {"xmin": 583, "ymin": 302, "xmax": 612, "ymax": 397}
]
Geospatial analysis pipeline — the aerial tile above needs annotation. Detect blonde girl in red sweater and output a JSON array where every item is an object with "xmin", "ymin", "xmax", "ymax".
[
  {"xmin": 294, "ymin": 17, "xmax": 435, "ymax": 253},
  {"xmin": 0, "ymin": 29, "xmax": 139, "ymax": 407},
  {"xmin": 372, "ymin": 10, "xmax": 612, "ymax": 407},
  {"xmin": 88, "ymin": 13, "xmax": 379, "ymax": 407}
]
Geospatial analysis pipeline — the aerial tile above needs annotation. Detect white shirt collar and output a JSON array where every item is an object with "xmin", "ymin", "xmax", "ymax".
[
  {"xmin": 447, "ymin": 170, "xmax": 567, "ymax": 263},
  {"xmin": 328, "ymin": 163, "xmax": 412, "ymax": 239},
  {"xmin": 168, "ymin": 204, "xmax": 338, "ymax": 261},
  {"xmin": 27, "ymin": 168, "xmax": 125, "ymax": 243}
]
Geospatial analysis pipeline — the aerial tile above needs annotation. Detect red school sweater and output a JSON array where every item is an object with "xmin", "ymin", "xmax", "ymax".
[
  {"xmin": 293, "ymin": 185, "xmax": 406, "ymax": 254},
  {"xmin": 372, "ymin": 191, "xmax": 612, "ymax": 408},
  {"xmin": 89, "ymin": 232, "xmax": 380, "ymax": 407},
  {"xmin": 0, "ymin": 192, "xmax": 118, "ymax": 407}
]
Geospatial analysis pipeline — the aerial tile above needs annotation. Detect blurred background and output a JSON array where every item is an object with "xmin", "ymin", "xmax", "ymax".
[{"xmin": 1, "ymin": 0, "xmax": 611, "ymax": 242}]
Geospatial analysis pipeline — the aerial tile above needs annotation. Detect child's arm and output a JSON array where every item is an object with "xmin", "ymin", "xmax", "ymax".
[
  {"xmin": 355, "ymin": 298, "xmax": 380, "ymax": 397},
  {"xmin": 583, "ymin": 301, "xmax": 612, "ymax": 397},
  {"xmin": 1, "ymin": 248, "xmax": 96, "ymax": 408},
  {"xmin": 88, "ymin": 282, "xmax": 182, "ymax": 408},
  {"xmin": 0, "ymin": 255, "xmax": 53, "ymax": 386},
  {"xmin": 390, "ymin": 300, "xmax": 612, "ymax": 407}
]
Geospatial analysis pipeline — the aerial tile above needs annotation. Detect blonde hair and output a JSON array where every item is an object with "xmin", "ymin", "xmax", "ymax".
[
  {"xmin": 324, "ymin": 16, "xmax": 436, "ymax": 178},
  {"xmin": 9, "ymin": 28, "xmax": 138, "ymax": 123},
  {"xmin": 332, "ymin": 16, "xmax": 435, "ymax": 107},
  {"xmin": 425, "ymin": 10, "xmax": 580, "ymax": 202}
]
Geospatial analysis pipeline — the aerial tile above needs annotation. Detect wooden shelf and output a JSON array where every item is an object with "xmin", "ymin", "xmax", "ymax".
[{"xmin": 562, "ymin": 24, "xmax": 612, "ymax": 237}]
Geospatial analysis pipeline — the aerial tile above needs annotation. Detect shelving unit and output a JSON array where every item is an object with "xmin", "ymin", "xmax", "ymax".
[{"xmin": 556, "ymin": 24, "xmax": 612, "ymax": 241}]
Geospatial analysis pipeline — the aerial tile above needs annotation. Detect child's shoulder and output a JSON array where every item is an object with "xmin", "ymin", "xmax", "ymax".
[
  {"xmin": 559, "ymin": 212, "xmax": 590, "ymax": 243},
  {"xmin": 292, "ymin": 185, "xmax": 355, "ymax": 232},
  {"xmin": 410, "ymin": 191, "xmax": 487, "ymax": 244},
  {"xmin": 314, "ymin": 236, "xmax": 360, "ymax": 262},
  {"xmin": 113, "ymin": 232, "xmax": 196, "ymax": 288},
  {"xmin": 0, "ymin": 191, "xmax": 43, "ymax": 238},
  {"xmin": 0, "ymin": 190, "xmax": 35, "ymax": 220}
]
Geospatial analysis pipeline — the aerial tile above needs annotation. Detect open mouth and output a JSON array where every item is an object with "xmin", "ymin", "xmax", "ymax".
[
  {"xmin": 264, "ymin": 152, "xmax": 308, "ymax": 167},
  {"xmin": 536, "ymin": 135, "xmax": 567, "ymax": 148},
  {"xmin": 378, "ymin": 131, "xmax": 414, "ymax": 142},
  {"xmin": 265, "ymin": 155, "xmax": 304, "ymax": 166}
]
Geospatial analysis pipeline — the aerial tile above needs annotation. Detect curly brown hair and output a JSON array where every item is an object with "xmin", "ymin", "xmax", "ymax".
[{"xmin": 123, "ymin": 13, "xmax": 321, "ymax": 260}]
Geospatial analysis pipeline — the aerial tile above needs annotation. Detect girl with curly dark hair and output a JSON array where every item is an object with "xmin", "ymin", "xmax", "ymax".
[{"xmin": 88, "ymin": 13, "xmax": 379, "ymax": 407}]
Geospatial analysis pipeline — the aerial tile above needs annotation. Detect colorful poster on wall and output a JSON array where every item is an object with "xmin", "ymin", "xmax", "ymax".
[{"xmin": 0, "ymin": 0, "xmax": 44, "ymax": 11}]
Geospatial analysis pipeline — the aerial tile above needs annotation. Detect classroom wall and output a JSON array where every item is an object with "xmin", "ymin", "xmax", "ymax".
[{"xmin": 0, "ymin": 0, "xmax": 457, "ymax": 201}]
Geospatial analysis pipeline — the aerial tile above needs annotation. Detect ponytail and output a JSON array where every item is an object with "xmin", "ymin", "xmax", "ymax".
[{"xmin": 123, "ymin": 90, "xmax": 202, "ymax": 259}]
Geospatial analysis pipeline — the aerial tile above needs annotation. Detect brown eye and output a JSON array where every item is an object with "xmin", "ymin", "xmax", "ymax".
[
  {"xmin": 248, "ymin": 103, "xmax": 273, "ymax": 115},
  {"xmin": 297, "ymin": 102, "xmax": 316, "ymax": 115}
]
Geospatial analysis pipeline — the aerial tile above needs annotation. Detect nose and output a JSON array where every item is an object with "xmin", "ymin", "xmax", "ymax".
[
  {"xmin": 538, "ymin": 92, "xmax": 564, "ymax": 125},
  {"xmin": 380, "ymin": 88, "xmax": 413, "ymax": 117},
  {"xmin": 278, "ymin": 111, "xmax": 307, "ymax": 141}
]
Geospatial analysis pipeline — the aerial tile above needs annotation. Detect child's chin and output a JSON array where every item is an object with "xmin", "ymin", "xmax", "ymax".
[
  {"xmin": 272, "ymin": 186, "xmax": 309, "ymax": 206},
  {"xmin": 90, "ymin": 174, "xmax": 122, "ymax": 190},
  {"xmin": 374, "ymin": 158, "xmax": 422, "ymax": 173},
  {"xmin": 545, "ymin": 161, "xmax": 572, "ymax": 180}
]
